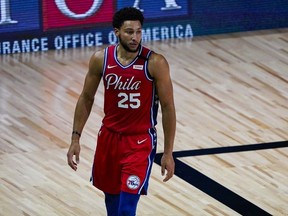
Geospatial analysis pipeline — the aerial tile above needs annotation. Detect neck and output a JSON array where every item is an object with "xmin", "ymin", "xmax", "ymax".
[{"xmin": 117, "ymin": 44, "xmax": 140, "ymax": 62}]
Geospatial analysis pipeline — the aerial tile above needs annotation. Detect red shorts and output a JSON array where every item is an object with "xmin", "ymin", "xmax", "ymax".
[{"xmin": 91, "ymin": 125, "xmax": 157, "ymax": 195}]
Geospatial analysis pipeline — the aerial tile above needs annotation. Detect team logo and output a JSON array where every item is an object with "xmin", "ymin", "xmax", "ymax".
[{"xmin": 127, "ymin": 175, "xmax": 140, "ymax": 190}]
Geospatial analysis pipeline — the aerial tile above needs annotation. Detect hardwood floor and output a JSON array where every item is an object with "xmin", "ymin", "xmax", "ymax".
[{"xmin": 0, "ymin": 28, "xmax": 287, "ymax": 215}]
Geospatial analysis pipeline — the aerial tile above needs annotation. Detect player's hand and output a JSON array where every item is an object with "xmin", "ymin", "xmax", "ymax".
[
  {"xmin": 67, "ymin": 140, "xmax": 81, "ymax": 171},
  {"xmin": 161, "ymin": 153, "xmax": 175, "ymax": 182}
]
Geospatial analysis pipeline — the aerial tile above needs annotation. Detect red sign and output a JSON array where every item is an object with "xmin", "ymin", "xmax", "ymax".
[{"xmin": 43, "ymin": 0, "xmax": 114, "ymax": 31}]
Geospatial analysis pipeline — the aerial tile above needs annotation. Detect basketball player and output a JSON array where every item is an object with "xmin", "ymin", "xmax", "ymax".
[{"xmin": 67, "ymin": 7, "xmax": 176, "ymax": 216}]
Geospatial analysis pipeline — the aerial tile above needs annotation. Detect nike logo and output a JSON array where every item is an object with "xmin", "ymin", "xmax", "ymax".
[
  {"xmin": 137, "ymin": 138, "xmax": 147, "ymax": 144},
  {"xmin": 107, "ymin": 65, "xmax": 117, "ymax": 69}
]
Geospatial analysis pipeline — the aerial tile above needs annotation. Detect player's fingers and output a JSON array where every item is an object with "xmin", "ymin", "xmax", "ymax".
[
  {"xmin": 163, "ymin": 169, "xmax": 173, "ymax": 182},
  {"xmin": 163, "ymin": 169, "xmax": 171, "ymax": 182},
  {"xmin": 161, "ymin": 164, "xmax": 166, "ymax": 176},
  {"xmin": 67, "ymin": 151, "xmax": 77, "ymax": 171},
  {"xmin": 163, "ymin": 161, "xmax": 175, "ymax": 182},
  {"xmin": 76, "ymin": 153, "xmax": 80, "ymax": 164}
]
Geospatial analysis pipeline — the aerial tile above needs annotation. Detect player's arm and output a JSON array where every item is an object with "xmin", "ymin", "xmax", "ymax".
[
  {"xmin": 148, "ymin": 52, "xmax": 176, "ymax": 182},
  {"xmin": 67, "ymin": 50, "xmax": 104, "ymax": 171}
]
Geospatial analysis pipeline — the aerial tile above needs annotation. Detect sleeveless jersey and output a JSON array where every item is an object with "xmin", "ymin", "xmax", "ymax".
[{"xmin": 101, "ymin": 44, "xmax": 159, "ymax": 134}]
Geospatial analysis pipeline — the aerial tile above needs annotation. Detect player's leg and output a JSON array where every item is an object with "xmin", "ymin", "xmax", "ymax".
[
  {"xmin": 118, "ymin": 128, "xmax": 157, "ymax": 215},
  {"xmin": 121, "ymin": 128, "xmax": 157, "ymax": 194},
  {"xmin": 104, "ymin": 193, "xmax": 120, "ymax": 216},
  {"xmin": 118, "ymin": 191, "xmax": 140, "ymax": 216},
  {"xmin": 91, "ymin": 126, "xmax": 123, "ymax": 215},
  {"xmin": 92, "ymin": 126, "xmax": 122, "ymax": 193}
]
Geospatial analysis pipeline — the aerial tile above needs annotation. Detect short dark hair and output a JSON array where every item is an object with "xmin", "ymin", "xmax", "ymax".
[{"xmin": 112, "ymin": 7, "xmax": 144, "ymax": 29}]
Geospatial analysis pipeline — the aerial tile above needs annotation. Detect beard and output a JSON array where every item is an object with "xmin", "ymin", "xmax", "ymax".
[{"xmin": 119, "ymin": 36, "xmax": 141, "ymax": 53}]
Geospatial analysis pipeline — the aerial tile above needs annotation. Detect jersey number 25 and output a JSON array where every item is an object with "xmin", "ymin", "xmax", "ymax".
[{"xmin": 118, "ymin": 92, "xmax": 140, "ymax": 109}]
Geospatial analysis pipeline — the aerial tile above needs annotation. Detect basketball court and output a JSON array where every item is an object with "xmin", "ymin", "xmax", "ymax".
[{"xmin": 0, "ymin": 28, "xmax": 288, "ymax": 215}]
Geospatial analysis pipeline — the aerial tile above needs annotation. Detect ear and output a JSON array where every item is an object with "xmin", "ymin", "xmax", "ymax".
[{"xmin": 114, "ymin": 28, "xmax": 120, "ymax": 37}]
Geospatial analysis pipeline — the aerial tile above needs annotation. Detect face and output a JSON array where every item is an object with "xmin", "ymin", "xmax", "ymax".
[{"xmin": 115, "ymin": 20, "xmax": 142, "ymax": 53}]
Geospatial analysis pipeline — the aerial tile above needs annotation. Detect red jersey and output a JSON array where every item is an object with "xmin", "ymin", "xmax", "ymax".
[{"xmin": 101, "ymin": 44, "xmax": 159, "ymax": 134}]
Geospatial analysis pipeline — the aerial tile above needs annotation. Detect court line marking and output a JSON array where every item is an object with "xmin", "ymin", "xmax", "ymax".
[{"xmin": 154, "ymin": 140, "xmax": 288, "ymax": 215}]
